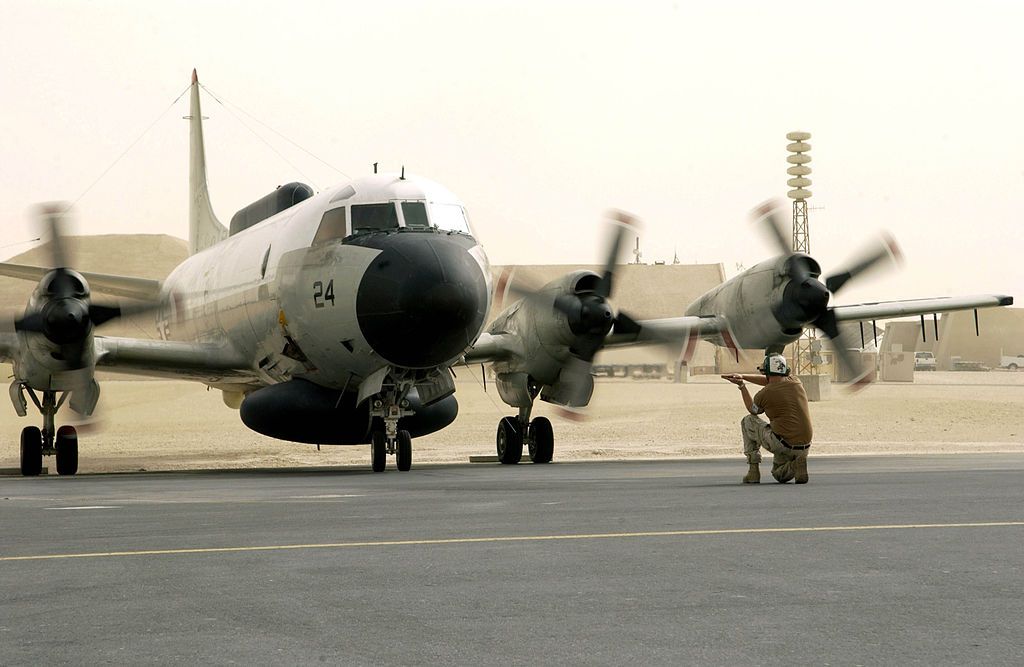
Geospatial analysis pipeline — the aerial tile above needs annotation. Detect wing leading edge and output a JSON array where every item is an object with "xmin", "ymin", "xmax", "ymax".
[
  {"xmin": 831, "ymin": 294, "xmax": 1013, "ymax": 323},
  {"xmin": 94, "ymin": 337, "xmax": 256, "ymax": 383}
]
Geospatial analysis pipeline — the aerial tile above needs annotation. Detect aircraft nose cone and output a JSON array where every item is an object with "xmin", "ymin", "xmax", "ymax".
[{"xmin": 356, "ymin": 234, "xmax": 489, "ymax": 369}]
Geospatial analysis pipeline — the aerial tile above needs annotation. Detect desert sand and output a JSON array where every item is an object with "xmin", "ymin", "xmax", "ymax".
[{"xmin": 2, "ymin": 371, "xmax": 1022, "ymax": 474}]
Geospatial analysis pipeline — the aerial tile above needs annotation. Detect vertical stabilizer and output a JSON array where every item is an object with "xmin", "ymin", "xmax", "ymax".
[{"xmin": 188, "ymin": 69, "xmax": 228, "ymax": 254}]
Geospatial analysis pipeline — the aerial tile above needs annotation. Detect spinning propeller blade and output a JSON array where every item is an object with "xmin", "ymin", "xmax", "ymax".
[{"xmin": 752, "ymin": 200, "xmax": 901, "ymax": 388}]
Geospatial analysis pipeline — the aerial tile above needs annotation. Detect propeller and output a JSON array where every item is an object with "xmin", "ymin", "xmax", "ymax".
[
  {"xmin": 503, "ymin": 211, "xmax": 642, "ymax": 412},
  {"xmin": 754, "ymin": 200, "xmax": 902, "ymax": 386},
  {"xmin": 13, "ymin": 204, "xmax": 157, "ymax": 359}
]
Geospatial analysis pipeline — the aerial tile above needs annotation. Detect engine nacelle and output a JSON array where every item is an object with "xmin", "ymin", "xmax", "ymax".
[
  {"xmin": 239, "ymin": 379, "xmax": 458, "ymax": 445},
  {"xmin": 486, "ymin": 270, "xmax": 601, "ymax": 385},
  {"xmin": 685, "ymin": 255, "xmax": 821, "ymax": 350}
]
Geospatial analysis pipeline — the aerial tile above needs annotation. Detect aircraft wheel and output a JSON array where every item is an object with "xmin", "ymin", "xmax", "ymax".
[
  {"xmin": 371, "ymin": 431, "xmax": 387, "ymax": 472},
  {"xmin": 528, "ymin": 417, "xmax": 554, "ymax": 464},
  {"xmin": 496, "ymin": 417, "xmax": 523, "ymax": 465},
  {"xmin": 20, "ymin": 426, "xmax": 43, "ymax": 477},
  {"xmin": 396, "ymin": 430, "xmax": 412, "ymax": 472},
  {"xmin": 55, "ymin": 425, "xmax": 79, "ymax": 476}
]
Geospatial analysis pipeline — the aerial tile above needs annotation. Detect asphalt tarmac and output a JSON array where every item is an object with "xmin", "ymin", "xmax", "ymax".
[{"xmin": 2, "ymin": 455, "xmax": 1023, "ymax": 665}]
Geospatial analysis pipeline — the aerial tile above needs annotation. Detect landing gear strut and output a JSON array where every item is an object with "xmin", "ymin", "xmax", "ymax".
[
  {"xmin": 496, "ymin": 404, "xmax": 554, "ymax": 465},
  {"xmin": 16, "ymin": 387, "xmax": 79, "ymax": 476},
  {"xmin": 368, "ymin": 386, "xmax": 415, "ymax": 472}
]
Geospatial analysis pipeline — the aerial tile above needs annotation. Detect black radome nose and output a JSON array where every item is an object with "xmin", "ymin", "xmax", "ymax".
[{"xmin": 356, "ymin": 234, "xmax": 489, "ymax": 369}]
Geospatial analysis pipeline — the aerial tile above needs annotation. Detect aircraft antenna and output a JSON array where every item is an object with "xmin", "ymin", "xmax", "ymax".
[
  {"xmin": 785, "ymin": 131, "xmax": 819, "ymax": 376},
  {"xmin": 373, "ymin": 162, "xmax": 378, "ymax": 174},
  {"xmin": 400, "ymin": 166, "xmax": 406, "ymax": 180}
]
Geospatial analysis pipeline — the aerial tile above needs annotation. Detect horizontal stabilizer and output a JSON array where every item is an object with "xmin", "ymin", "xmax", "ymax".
[{"xmin": 0, "ymin": 262, "xmax": 162, "ymax": 300}]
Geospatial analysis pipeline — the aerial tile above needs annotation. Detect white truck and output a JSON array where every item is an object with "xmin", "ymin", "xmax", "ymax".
[
  {"xmin": 1000, "ymin": 353, "xmax": 1024, "ymax": 370},
  {"xmin": 914, "ymin": 351, "xmax": 937, "ymax": 371}
]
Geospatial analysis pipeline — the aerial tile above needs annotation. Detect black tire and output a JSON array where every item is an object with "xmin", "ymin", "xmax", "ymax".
[
  {"xmin": 496, "ymin": 417, "xmax": 523, "ymax": 464},
  {"xmin": 396, "ymin": 430, "xmax": 412, "ymax": 472},
  {"xmin": 20, "ymin": 426, "xmax": 43, "ymax": 477},
  {"xmin": 1010, "ymin": 364, "xmax": 1018, "ymax": 371},
  {"xmin": 55, "ymin": 425, "xmax": 79, "ymax": 476},
  {"xmin": 371, "ymin": 431, "xmax": 387, "ymax": 472},
  {"xmin": 528, "ymin": 417, "xmax": 554, "ymax": 464}
]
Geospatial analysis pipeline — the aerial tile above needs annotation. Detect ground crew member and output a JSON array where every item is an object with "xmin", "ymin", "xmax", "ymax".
[{"xmin": 721, "ymin": 354, "xmax": 812, "ymax": 484}]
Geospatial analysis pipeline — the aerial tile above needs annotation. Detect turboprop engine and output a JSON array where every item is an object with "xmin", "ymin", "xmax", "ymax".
[
  {"xmin": 488, "ymin": 211, "xmax": 644, "ymax": 409},
  {"xmin": 686, "ymin": 201, "xmax": 901, "ymax": 379},
  {"xmin": 11, "ymin": 205, "xmax": 154, "ymax": 415}
]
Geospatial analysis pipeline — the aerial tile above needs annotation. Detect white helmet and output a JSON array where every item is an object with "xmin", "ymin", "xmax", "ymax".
[{"xmin": 760, "ymin": 354, "xmax": 790, "ymax": 376}]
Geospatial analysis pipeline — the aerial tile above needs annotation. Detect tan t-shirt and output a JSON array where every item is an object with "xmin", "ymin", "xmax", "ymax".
[{"xmin": 752, "ymin": 376, "xmax": 813, "ymax": 445}]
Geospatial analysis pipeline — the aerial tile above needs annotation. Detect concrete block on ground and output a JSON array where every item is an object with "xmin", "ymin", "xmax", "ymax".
[{"xmin": 798, "ymin": 374, "xmax": 831, "ymax": 402}]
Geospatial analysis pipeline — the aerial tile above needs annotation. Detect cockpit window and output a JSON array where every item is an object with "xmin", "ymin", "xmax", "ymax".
[
  {"xmin": 430, "ymin": 204, "xmax": 471, "ymax": 234},
  {"xmin": 352, "ymin": 203, "xmax": 399, "ymax": 233},
  {"xmin": 401, "ymin": 202, "xmax": 430, "ymax": 228},
  {"xmin": 312, "ymin": 207, "xmax": 347, "ymax": 246}
]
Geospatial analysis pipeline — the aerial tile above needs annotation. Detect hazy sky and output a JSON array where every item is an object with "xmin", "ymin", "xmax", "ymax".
[{"xmin": 1, "ymin": 1, "xmax": 1020, "ymax": 306}]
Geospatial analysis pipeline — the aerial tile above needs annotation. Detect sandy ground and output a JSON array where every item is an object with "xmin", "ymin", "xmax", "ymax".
[{"xmin": 1, "ymin": 371, "xmax": 1022, "ymax": 473}]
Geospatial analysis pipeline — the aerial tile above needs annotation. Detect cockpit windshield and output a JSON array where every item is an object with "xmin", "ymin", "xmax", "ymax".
[
  {"xmin": 314, "ymin": 199, "xmax": 473, "ymax": 246},
  {"xmin": 430, "ymin": 204, "xmax": 471, "ymax": 234},
  {"xmin": 401, "ymin": 202, "xmax": 430, "ymax": 228},
  {"xmin": 351, "ymin": 203, "xmax": 399, "ymax": 233}
]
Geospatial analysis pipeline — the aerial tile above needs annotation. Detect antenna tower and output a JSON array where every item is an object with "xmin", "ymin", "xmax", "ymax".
[{"xmin": 786, "ymin": 131, "xmax": 818, "ymax": 375}]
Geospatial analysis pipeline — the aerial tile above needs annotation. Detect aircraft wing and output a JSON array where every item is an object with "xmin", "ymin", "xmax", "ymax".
[
  {"xmin": 0, "ymin": 262, "xmax": 162, "ymax": 300},
  {"xmin": 462, "ymin": 315, "xmax": 726, "ymax": 366},
  {"xmin": 94, "ymin": 336, "xmax": 258, "ymax": 383},
  {"xmin": 831, "ymin": 294, "xmax": 1013, "ymax": 322},
  {"xmin": 462, "ymin": 332, "xmax": 523, "ymax": 365},
  {"xmin": 602, "ymin": 315, "xmax": 728, "ymax": 347}
]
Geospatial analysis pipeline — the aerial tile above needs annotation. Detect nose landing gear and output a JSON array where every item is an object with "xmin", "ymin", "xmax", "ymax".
[{"xmin": 368, "ymin": 390, "xmax": 414, "ymax": 472}]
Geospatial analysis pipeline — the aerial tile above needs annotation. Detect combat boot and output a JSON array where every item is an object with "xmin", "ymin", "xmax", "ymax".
[
  {"xmin": 794, "ymin": 456, "xmax": 809, "ymax": 484},
  {"xmin": 742, "ymin": 463, "xmax": 760, "ymax": 484}
]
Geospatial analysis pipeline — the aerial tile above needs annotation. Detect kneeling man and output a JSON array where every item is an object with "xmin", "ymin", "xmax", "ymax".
[{"xmin": 722, "ymin": 354, "xmax": 812, "ymax": 484}]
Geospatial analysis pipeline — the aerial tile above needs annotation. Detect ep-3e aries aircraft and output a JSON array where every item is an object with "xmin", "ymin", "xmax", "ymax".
[{"xmin": 0, "ymin": 71, "xmax": 1013, "ymax": 476}]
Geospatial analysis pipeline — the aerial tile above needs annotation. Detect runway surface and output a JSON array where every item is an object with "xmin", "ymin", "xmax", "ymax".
[{"xmin": 3, "ymin": 454, "xmax": 1023, "ymax": 665}]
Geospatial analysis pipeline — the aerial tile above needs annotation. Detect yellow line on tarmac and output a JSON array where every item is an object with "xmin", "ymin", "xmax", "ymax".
[{"xmin": 2, "ymin": 521, "xmax": 1023, "ymax": 562}]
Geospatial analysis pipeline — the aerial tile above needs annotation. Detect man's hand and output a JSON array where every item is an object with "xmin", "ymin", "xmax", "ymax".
[{"xmin": 721, "ymin": 373, "xmax": 744, "ymax": 386}]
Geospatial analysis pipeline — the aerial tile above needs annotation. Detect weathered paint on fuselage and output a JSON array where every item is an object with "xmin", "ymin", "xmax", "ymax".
[{"xmin": 684, "ymin": 255, "xmax": 804, "ymax": 350}]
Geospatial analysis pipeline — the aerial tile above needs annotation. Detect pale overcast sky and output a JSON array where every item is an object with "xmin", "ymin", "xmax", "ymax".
[{"xmin": 0, "ymin": 1, "xmax": 1020, "ymax": 306}]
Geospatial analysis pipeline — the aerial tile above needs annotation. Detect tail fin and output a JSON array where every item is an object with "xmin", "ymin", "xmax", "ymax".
[{"xmin": 188, "ymin": 69, "xmax": 228, "ymax": 255}]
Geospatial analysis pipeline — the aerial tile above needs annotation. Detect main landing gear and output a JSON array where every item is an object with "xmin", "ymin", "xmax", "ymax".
[
  {"xmin": 496, "ymin": 404, "xmax": 554, "ymax": 465},
  {"xmin": 16, "ymin": 388, "xmax": 79, "ymax": 476},
  {"xmin": 368, "ymin": 391, "xmax": 414, "ymax": 472}
]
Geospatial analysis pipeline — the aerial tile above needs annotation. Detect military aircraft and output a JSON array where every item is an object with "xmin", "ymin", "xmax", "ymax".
[{"xmin": 0, "ymin": 71, "xmax": 1013, "ymax": 476}]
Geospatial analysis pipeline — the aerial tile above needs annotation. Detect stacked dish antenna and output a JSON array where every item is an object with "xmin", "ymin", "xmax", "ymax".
[{"xmin": 786, "ymin": 131, "xmax": 818, "ymax": 374}]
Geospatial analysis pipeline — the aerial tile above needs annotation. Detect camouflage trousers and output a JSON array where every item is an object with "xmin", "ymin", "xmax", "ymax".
[{"xmin": 740, "ymin": 413, "xmax": 809, "ymax": 483}]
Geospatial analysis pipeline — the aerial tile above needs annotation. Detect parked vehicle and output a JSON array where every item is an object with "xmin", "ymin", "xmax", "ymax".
[
  {"xmin": 1000, "ymin": 354, "xmax": 1024, "ymax": 370},
  {"xmin": 914, "ymin": 351, "xmax": 937, "ymax": 371}
]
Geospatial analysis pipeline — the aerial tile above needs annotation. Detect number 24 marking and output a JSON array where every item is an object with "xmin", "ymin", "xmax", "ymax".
[{"xmin": 313, "ymin": 279, "xmax": 335, "ymax": 308}]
